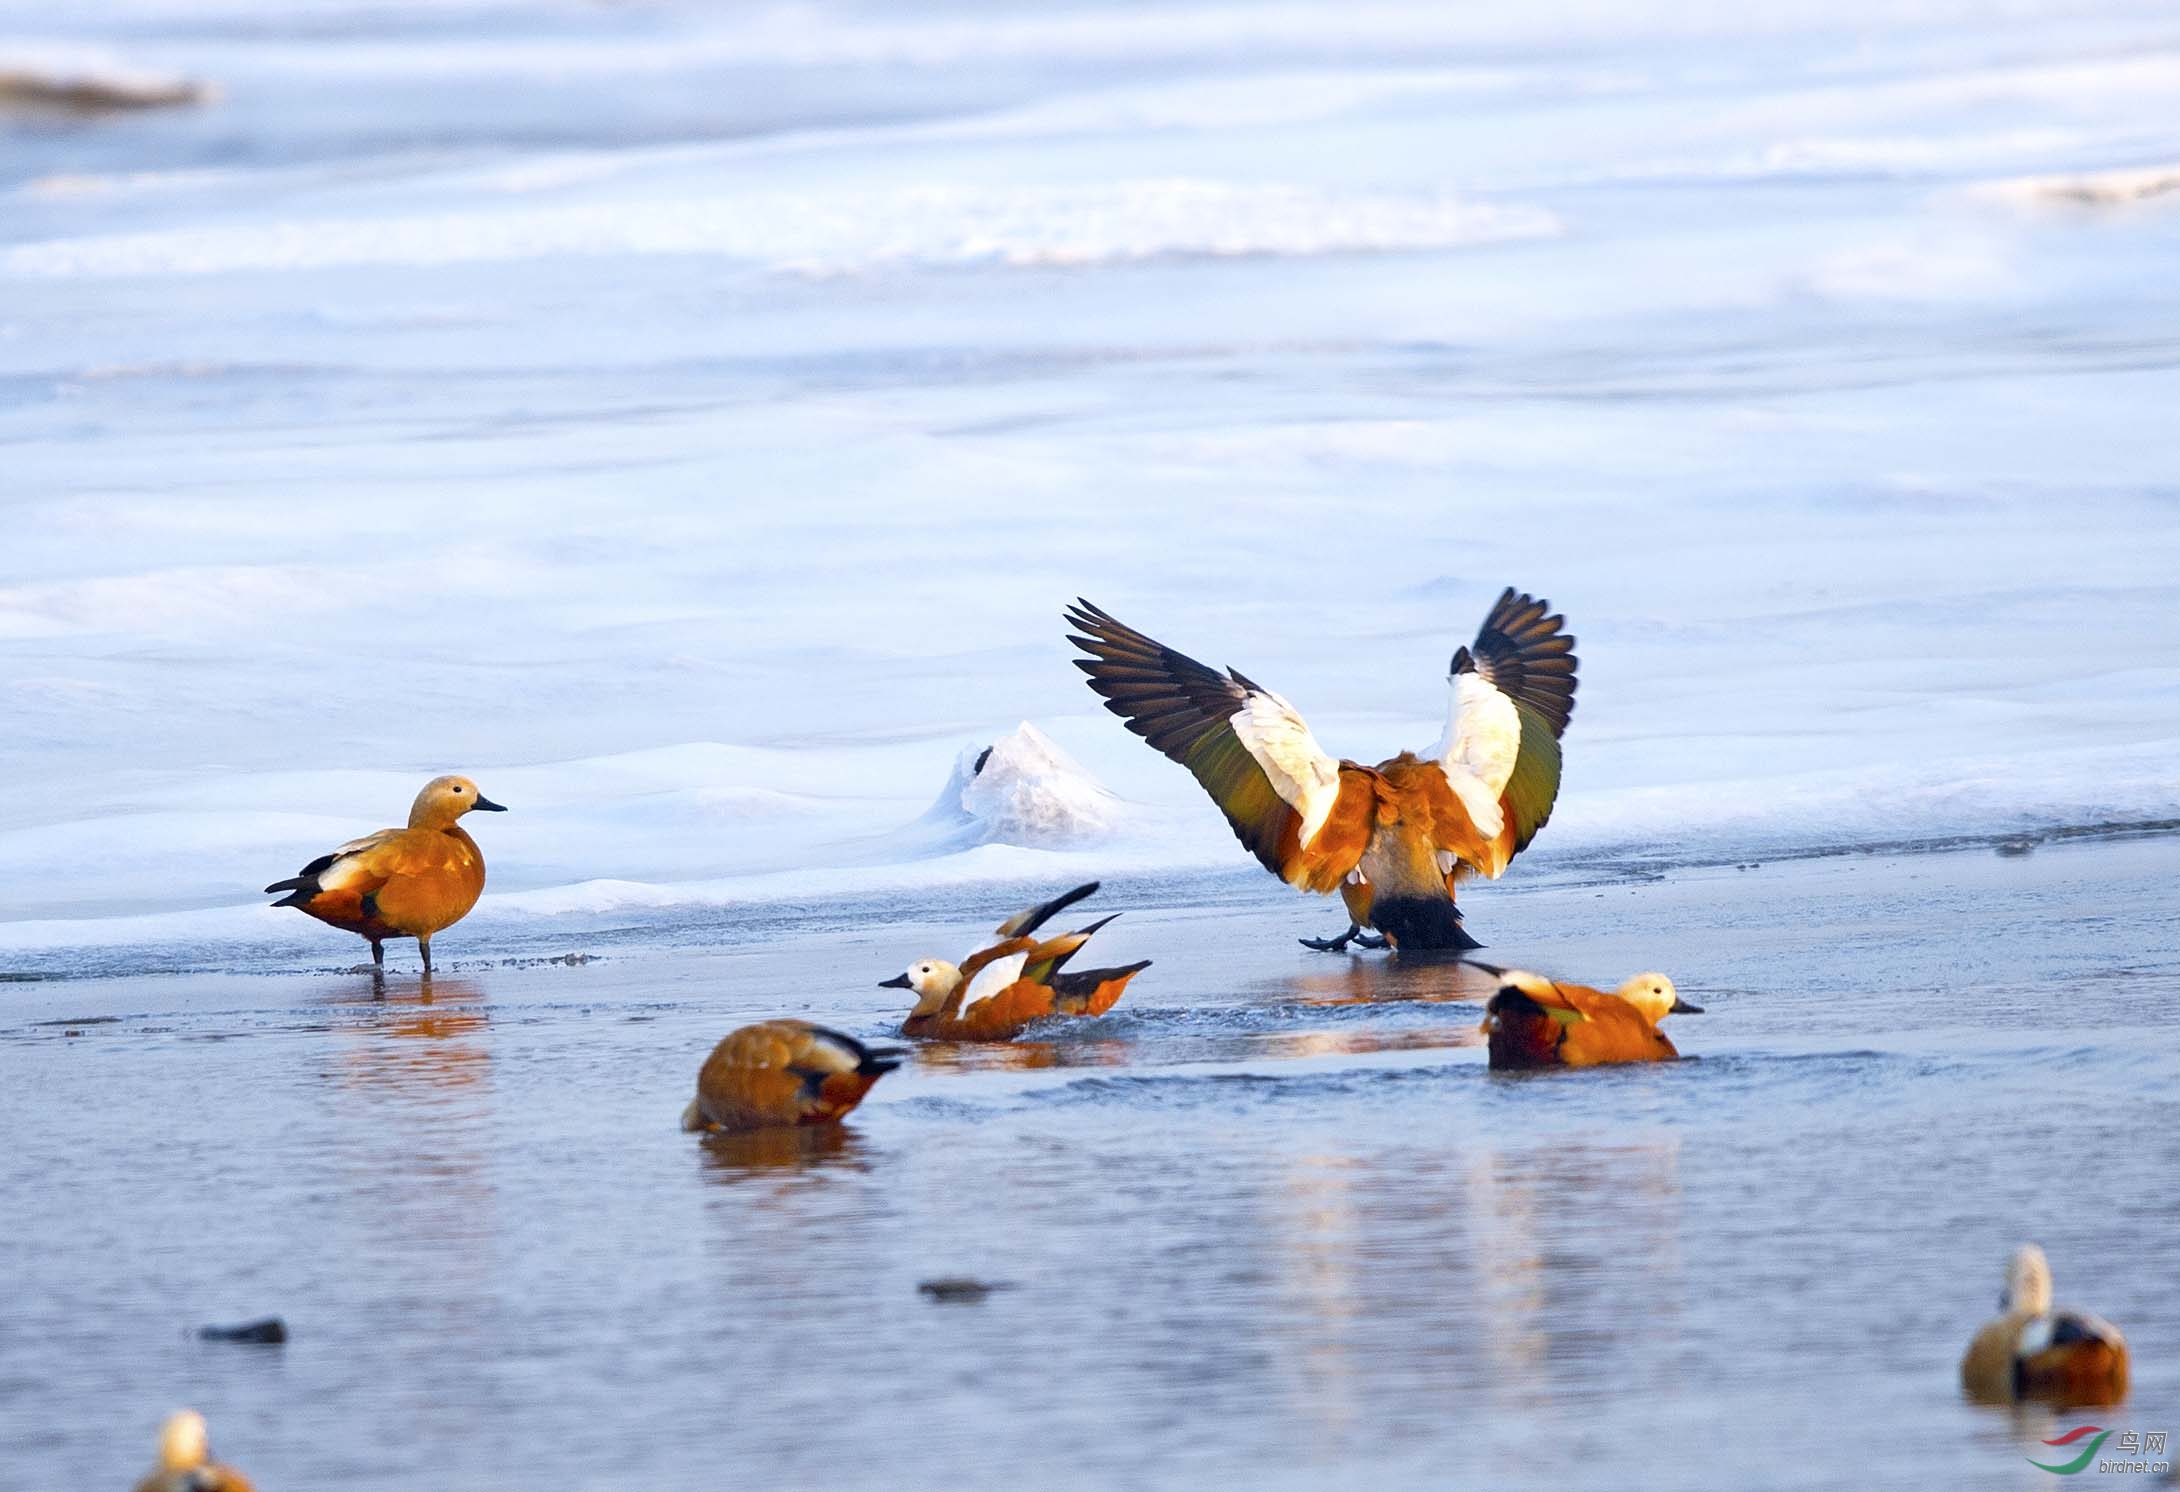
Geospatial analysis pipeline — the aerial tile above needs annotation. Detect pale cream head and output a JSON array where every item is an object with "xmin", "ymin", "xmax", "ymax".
[
  {"xmin": 407, "ymin": 774, "xmax": 505, "ymax": 828},
  {"xmin": 897, "ymin": 958, "xmax": 962, "ymax": 1017},
  {"xmin": 2008, "ymin": 1243, "xmax": 2053, "ymax": 1315},
  {"xmin": 155, "ymin": 1409, "xmax": 209, "ymax": 1472},
  {"xmin": 1615, "ymin": 972, "xmax": 1683, "ymax": 1024}
]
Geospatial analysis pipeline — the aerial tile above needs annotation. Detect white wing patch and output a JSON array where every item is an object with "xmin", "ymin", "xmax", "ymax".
[
  {"xmin": 2016, "ymin": 1314, "xmax": 2055, "ymax": 1358},
  {"xmin": 1228, "ymin": 688, "xmax": 1342, "ymax": 848},
  {"xmin": 1439, "ymin": 672, "xmax": 1522, "ymax": 796},
  {"xmin": 960, "ymin": 952, "xmax": 1030, "ymax": 1016},
  {"xmin": 313, "ymin": 829, "xmax": 399, "ymax": 890},
  {"xmin": 800, "ymin": 1030, "xmax": 861, "ymax": 1074}
]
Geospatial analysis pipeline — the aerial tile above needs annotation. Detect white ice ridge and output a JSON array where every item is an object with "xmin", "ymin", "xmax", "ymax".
[
  {"xmin": 2, "ymin": 180, "xmax": 1559, "ymax": 279},
  {"xmin": 920, "ymin": 722, "xmax": 1123, "ymax": 852}
]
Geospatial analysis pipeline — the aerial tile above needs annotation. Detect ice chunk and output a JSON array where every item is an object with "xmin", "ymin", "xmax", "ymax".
[{"xmin": 917, "ymin": 723, "xmax": 1122, "ymax": 851}]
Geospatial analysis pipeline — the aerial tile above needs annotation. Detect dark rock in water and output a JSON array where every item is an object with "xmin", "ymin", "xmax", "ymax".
[
  {"xmin": 1995, "ymin": 839, "xmax": 2035, "ymax": 858},
  {"xmin": 200, "ymin": 1317, "xmax": 287, "ymax": 1344},
  {"xmin": 918, "ymin": 1278, "xmax": 1010, "ymax": 1304}
]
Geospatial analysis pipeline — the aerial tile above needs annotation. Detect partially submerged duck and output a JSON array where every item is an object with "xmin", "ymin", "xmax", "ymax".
[
  {"xmin": 1482, "ymin": 970, "xmax": 1699, "ymax": 1069},
  {"xmin": 134, "ymin": 1410, "xmax": 253, "ymax": 1492},
  {"xmin": 1067, "ymin": 588, "xmax": 1575, "ymax": 952},
  {"xmin": 681, "ymin": 1020, "xmax": 904, "ymax": 1134},
  {"xmin": 884, "ymin": 881, "xmax": 1150, "ymax": 1041},
  {"xmin": 1961, "ymin": 1244, "xmax": 2129, "ymax": 1407},
  {"xmin": 264, "ymin": 774, "xmax": 506, "ymax": 975}
]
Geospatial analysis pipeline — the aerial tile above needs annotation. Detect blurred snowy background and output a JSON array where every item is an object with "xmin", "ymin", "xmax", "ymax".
[{"xmin": 2, "ymin": 0, "xmax": 2177, "ymax": 959}]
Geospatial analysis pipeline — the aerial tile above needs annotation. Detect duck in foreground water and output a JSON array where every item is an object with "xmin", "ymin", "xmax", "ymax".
[
  {"xmin": 681, "ymin": 1020, "xmax": 905, "ymax": 1134},
  {"xmin": 1067, "ymin": 588, "xmax": 1575, "ymax": 953},
  {"xmin": 134, "ymin": 1410, "xmax": 253, "ymax": 1492},
  {"xmin": 883, "ymin": 881, "xmax": 1150, "ymax": 1040},
  {"xmin": 264, "ymin": 774, "xmax": 506, "ymax": 975},
  {"xmin": 1961, "ymin": 1244, "xmax": 2129, "ymax": 1407},
  {"xmin": 1481, "ymin": 969, "xmax": 1700, "ymax": 1069}
]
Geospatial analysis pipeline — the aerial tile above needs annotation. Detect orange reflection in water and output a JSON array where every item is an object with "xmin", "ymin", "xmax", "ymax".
[
  {"xmin": 1268, "ymin": 956, "xmax": 1502, "ymax": 1008},
  {"xmin": 906, "ymin": 1036, "xmax": 1136, "ymax": 1074},
  {"xmin": 321, "ymin": 976, "xmax": 492, "ymax": 1101}
]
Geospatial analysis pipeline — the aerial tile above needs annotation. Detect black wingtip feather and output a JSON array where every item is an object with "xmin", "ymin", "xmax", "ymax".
[{"xmin": 1466, "ymin": 587, "xmax": 1579, "ymax": 738}]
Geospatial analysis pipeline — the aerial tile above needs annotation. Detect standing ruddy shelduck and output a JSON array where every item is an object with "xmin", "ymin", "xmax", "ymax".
[
  {"xmin": 1961, "ymin": 1244, "xmax": 2129, "ymax": 1406},
  {"xmin": 680, "ymin": 1020, "xmax": 905, "ymax": 1133},
  {"xmin": 134, "ymin": 1410, "xmax": 254, "ymax": 1492},
  {"xmin": 1067, "ymin": 589, "xmax": 1576, "ymax": 952},
  {"xmin": 882, "ymin": 881, "xmax": 1151, "ymax": 1041},
  {"xmin": 1481, "ymin": 969, "xmax": 1700, "ymax": 1070},
  {"xmin": 264, "ymin": 774, "xmax": 506, "ymax": 974}
]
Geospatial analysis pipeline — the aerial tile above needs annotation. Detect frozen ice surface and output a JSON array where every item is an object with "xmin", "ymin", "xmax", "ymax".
[{"xmin": 1, "ymin": 0, "xmax": 2177, "ymax": 967}]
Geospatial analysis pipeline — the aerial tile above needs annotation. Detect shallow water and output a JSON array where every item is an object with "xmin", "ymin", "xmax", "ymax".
[{"xmin": 5, "ymin": 837, "xmax": 2176, "ymax": 1488}]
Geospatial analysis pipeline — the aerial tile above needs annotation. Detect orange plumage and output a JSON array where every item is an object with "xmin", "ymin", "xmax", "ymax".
[
  {"xmin": 885, "ymin": 882, "xmax": 1150, "ymax": 1041},
  {"xmin": 134, "ymin": 1411, "xmax": 254, "ymax": 1492},
  {"xmin": 265, "ymin": 774, "xmax": 505, "ymax": 974},
  {"xmin": 1068, "ymin": 590, "xmax": 1576, "ymax": 952},
  {"xmin": 1482, "ymin": 970, "xmax": 1699, "ymax": 1070},
  {"xmin": 1962, "ymin": 1245, "xmax": 2129, "ymax": 1406},
  {"xmin": 681, "ymin": 1020, "xmax": 904, "ymax": 1134}
]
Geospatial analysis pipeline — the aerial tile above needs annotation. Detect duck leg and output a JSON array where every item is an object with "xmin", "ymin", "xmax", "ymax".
[
  {"xmin": 370, "ymin": 939, "xmax": 385, "ymax": 968},
  {"xmin": 1301, "ymin": 923, "xmax": 1366, "ymax": 952},
  {"xmin": 419, "ymin": 937, "xmax": 433, "ymax": 977}
]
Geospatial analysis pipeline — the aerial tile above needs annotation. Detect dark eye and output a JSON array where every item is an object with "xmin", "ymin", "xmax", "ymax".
[{"xmin": 453, "ymin": 786, "xmax": 464, "ymax": 794}]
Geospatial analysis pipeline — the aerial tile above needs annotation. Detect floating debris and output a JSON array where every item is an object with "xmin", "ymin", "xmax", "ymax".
[
  {"xmin": 918, "ymin": 1278, "xmax": 1012, "ymax": 1304},
  {"xmin": 198, "ymin": 1317, "xmax": 287, "ymax": 1345}
]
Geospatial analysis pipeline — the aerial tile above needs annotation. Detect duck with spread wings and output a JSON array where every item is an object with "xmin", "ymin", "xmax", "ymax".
[{"xmin": 1066, "ymin": 588, "xmax": 1575, "ymax": 952}]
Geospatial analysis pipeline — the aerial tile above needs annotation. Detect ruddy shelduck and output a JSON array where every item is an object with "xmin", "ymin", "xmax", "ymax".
[
  {"xmin": 680, "ymin": 1020, "xmax": 905, "ymax": 1134},
  {"xmin": 1067, "ymin": 589, "xmax": 1576, "ymax": 952},
  {"xmin": 264, "ymin": 774, "xmax": 506, "ymax": 974},
  {"xmin": 883, "ymin": 881, "xmax": 1150, "ymax": 1041},
  {"xmin": 1481, "ymin": 969, "xmax": 1700, "ymax": 1070},
  {"xmin": 1961, "ymin": 1244, "xmax": 2129, "ymax": 1406},
  {"xmin": 134, "ymin": 1410, "xmax": 254, "ymax": 1492}
]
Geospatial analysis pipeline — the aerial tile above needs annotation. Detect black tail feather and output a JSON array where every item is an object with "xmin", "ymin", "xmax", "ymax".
[
  {"xmin": 1050, "ymin": 959, "xmax": 1152, "ymax": 999},
  {"xmin": 810, "ymin": 1023, "xmax": 908, "ymax": 1076},
  {"xmin": 1371, "ymin": 896, "xmax": 1483, "ymax": 952},
  {"xmin": 1003, "ymin": 881, "xmax": 1101, "ymax": 938}
]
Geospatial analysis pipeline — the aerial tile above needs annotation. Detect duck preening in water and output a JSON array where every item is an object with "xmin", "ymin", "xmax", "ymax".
[
  {"xmin": 681, "ymin": 1020, "xmax": 905, "ymax": 1134},
  {"xmin": 1066, "ymin": 588, "xmax": 1575, "ymax": 952},
  {"xmin": 1961, "ymin": 1244, "xmax": 2129, "ymax": 1407},
  {"xmin": 1481, "ymin": 969, "xmax": 1699, "ymax": 1069},
  {"xmin": 264, "ymin": 774, "xmax": 506, "ymax": 975},
  {"xmin": 134, "ymin": 1410, "xmax": 254, "ymax": 1492},
  {"xmin": 883, "ymin": 881, "xmax": 1150, "ymax": 1041}
]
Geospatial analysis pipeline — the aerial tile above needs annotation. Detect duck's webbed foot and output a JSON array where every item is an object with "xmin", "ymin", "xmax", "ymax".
[
  {"xmin": 1352, "ymin": 931, "xmax": 1390, "ymax": 950},
  {"xmin": 1301, "ymin": 923, "xmax": 1373, "ymax": 952}
]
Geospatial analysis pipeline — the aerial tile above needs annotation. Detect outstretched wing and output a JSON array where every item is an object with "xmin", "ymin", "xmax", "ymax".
[
  {"xmin": 1022, "ymin": 913, "xmax": 1119, "ymax": 984},
  {"xmin": 1066, "ymin": 599, "xmax": 1362, "ymax": 889},
  {"xmin": 994, "ymin": 881, "xmax": 1100, "ymax": 938},
  {"xmin": 1435, "ymin": 588, "xmax": 1577, "ymax": 866}
]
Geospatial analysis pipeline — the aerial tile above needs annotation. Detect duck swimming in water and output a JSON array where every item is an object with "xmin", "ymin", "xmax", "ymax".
[
  {"xmin": 1481, "ymin": 969, "xmax": 1700, "ymax": 1070},
  {"xmin": 883, "ymin": 882, "xmax": 1149, "ymax": 1041},
  {"xmin": 134, "ymin": 1410, "xmax": 254, "ymax": 1492},
  {"xmin": 681, "ymin": 1020, "xmax": 905, "ymax": 1134},
  {"xmin": 1961, "ymin": 1244, "xmax": 2129, "ymax": 1407}
]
